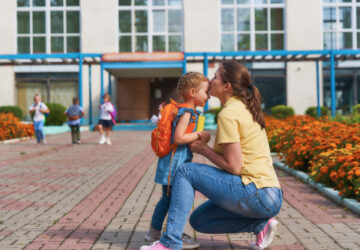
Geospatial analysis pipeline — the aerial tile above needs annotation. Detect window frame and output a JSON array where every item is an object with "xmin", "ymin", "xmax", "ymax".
[
  {"xmin": 220, "ymin": 0, "xmax": 285, "ymax": 51},
  {"xmin": 117, "ymin": 0, "xmax": 184, "ymax": 52},
  {"xmin": 16, "ymin": 0, "xmax": 81, "ymax": 54}
]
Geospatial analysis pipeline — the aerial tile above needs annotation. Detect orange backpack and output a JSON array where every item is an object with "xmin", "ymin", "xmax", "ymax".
[{"xmin": 151, "ymin": 99, "xmax": 196, "ymax": 158}]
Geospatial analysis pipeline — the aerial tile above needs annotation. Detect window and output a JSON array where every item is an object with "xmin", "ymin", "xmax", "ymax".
[
  {"xmin": 323, "ymin": 0, "xmax": 360, "ymax": 49},
  {"xmin": 118, "ymin": 0, "xmax": 183, "ymax": 52},
  {"xmin": 220, "ymin": 0, "xmax": 285, "ymax": 51},
  {"xmin": 17, "ymin": 0, "xmax": 80, "ymax": 54}
]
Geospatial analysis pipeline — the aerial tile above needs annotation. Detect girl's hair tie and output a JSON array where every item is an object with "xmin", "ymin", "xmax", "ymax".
[{"xmin": 248, "ymin": 83, "xmax": 254, "ymax": 89}]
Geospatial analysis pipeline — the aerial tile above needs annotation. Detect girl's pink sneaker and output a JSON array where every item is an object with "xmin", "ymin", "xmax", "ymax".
[
  {"xmin": 250, "ymin": 218, "xmax": 279, "ymax": 250},
  {"xmin": 140, "ymin": 241, "xmax": 173, "ymax": 250}
]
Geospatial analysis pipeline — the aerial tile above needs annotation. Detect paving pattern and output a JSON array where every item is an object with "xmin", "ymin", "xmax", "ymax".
[{"xmin": 0, "ymin": 131, "xmax": 359, "ymax": 250}]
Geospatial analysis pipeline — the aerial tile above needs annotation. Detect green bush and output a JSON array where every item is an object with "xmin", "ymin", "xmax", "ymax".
[
  {"xmin": 205, "ymin": 107, "xmax": 222, "ymax": 123},
  {"xmin": 305, "ymin": 106, "xmax": 330, "ymax": 118},
  {"xmin": 270, "ymin": 105, "xmax": 295, "ymax": 119},
  {"xmin": 45, "ymin": 103, "xmax": 67, "ymax": 126},
  {"xmin": 0, "ymin": 106, "xmax": 23, "ymax": 119},
  {"xmin": 352, "ymin": 104, "xmax": 360, "ymax": 116}
]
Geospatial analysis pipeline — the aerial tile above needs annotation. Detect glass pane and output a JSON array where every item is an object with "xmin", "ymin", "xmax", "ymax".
[
  {"xmin": 339, "ymin": 7, "xmax": 352, "ymax": 29},
  {"xmin": 135, "ymin": 36, "xmax": 148, "ymax": 51},
  {"xmin": 67, "ymin": 36, "xmax": 80, "ymax": 52},
  {"xmin": 222, "ymin": 0, "xmax": 234, "ymax": 4},
  {"xmin": 324, "ymin": 32, "xmax": 336, "ymax": 49},
  {"xmin": 237, "ymin": 8, "xmax": 250, "ymax": 31},
  {"xmin": 66, "ymin": 0, "xmax": 79, "ymax": 6},
  {"xmin": 51, "ymin": 11, "xmax": 63, "ymax": 34},
  {"xmin": 51, "ymin": 36, "xmax": 64, "ymax": 53},
  {"xmin": 323, "ymin": 0, "xmax": 336, "ymax": 2},
  {"xmin": 67, "ymin": 11, "xmax": 80, "ymax": 33},
  {"xmin": 17, "ymin": 12, "xmax": 30, "ymax": 34},
  {"xmin": 153, "ymin": 10, "xmax": 166, "ymax": 32},
  {"xmin": 152, "ymin": 0, "xmax": 165, "ymax": 5},
  {"xmin": 33, "ymin": 12, "xmax": 45, "ymax": 34},
  {"xmin": 323, "ymin": 7, "xmax": 336, "ymax": 30},
  {"xmin": 168, "ymin": 0, "xmax": 181, "ymax": 6},
  {"xmin": 255, "ymin": 34, "xmax": 268, "ymax": 50},
  {"xmin": 221, "ymin": 34, "xmax": 235, "ymax": 51},
  {"xmin": 119, "ymin": 36, "xmax": 132, "ymax": 52},
  {"xmin": 119, "ymin": 11, "xmax": 131, "ymax": 33},
  {"xmin": 255, "ymin": 0, "xmax": 267, "ymax": 4},
  {"xmin": 271, "ymin": 33, "xmax": 284, "ymax": 49},
  {"xmin": 271, "ymin": 8, "xmax": 283, "ymax": 30},
  {"xmin": 135, "ymin": 11, "xmax": 148, "ymax": 33},
  {"xmin": 270, "ymin": 0, "xmax": 284, "ymax": 3},
  {"xmin": 237, "ymin": 0, "xmax": 250, "ymax": 4},
  {"xmin": 237, "ymin": 34, "xmax": 250, "ymax": 50},
  {"xmin": 358, "ymin": 33, "xmax": 360, "ymax": 48},
  {"xmin": 119, "ymin": 0, "xmax": 131, "ymax": 5},
  {"xmin": 255, "ymin": 8, "xmax": 267, "ymax": 31},
  {"xmin": 169, "ymin": 35, "xmax": 182, "ymax": 51},
  {"xmin": 339, "ymin": 0, "xmax": 351, "ymax": 2},
  {"xmin": 51, "ymin": 0, "xmax": 63, "ymax": 6},
  {"xmin": 168, "ymin": 10, "xmax": 182, "ymax": 33},
  {"xmin": 221, "ymin": 9, "xmax": 234, "ymax": 32},
  {"xmin": 357, "ymin": 7, "xmax": 360, "ymax": 29},
  {"xmin": 135, "ymin": 0, "xmax": 147, "ymax": 5},
  {"xmin": 18, "ymin": 37, "xmax": 30, "ymax": 53},
  {"xmin": 339, "ymin": 32, "xmax": 352, "ymax": 49},
  {"xmin": 33, "ymin": 0, "xmax": 45, "ymax": 7},
  {"xmin": 33, "ymin": 37, "xmax": 46, "ymax": 53},
  {"xmin": 153, "ymin": 36, "xmax": 165, "ymax": 51},
  {"xmin": 17, "ymin": 0, "xmax": 30, "ymax": 7}
]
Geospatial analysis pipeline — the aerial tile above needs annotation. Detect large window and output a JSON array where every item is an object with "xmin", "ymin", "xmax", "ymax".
[
  {"xmin": 118, "ymin": 0, "xmax": 183, "ymax": 52},
  {"xmin": 220, "ymin": 0, "xmax": 285, "ymax": 51},
  {"xmin": 323, "ymin": 0, "xmax": 360, "ymax": 49},
  {"xmin": 17, "ymin": 0, "xmax": 80, "ymax": 54}
]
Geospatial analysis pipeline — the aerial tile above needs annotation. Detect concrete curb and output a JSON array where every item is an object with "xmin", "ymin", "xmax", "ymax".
[
  {"xmin": 274, "ymin": 161, "xmax": 360, "ymax": 216},
  {"xmin": 0, "ymin": 136, "xmax": 32, "ymax": 144}
]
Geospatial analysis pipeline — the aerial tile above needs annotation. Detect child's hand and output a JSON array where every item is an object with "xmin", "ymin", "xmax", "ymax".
[{"xmin": 198, "ymin": 131, "xmax": 210, "ymax": 143}]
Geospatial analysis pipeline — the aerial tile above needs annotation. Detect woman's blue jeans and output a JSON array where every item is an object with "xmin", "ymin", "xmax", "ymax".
[
  {"xmin": 160, "ymin": 163, "xmax": 283, "ymax": 250},
  {"xmin": 151, "ymin": 185, "xmax": 172, "ymax": 231},
  {"xmin": 34, "ymin": 120, "xmax": 45, "ymax": 143}
]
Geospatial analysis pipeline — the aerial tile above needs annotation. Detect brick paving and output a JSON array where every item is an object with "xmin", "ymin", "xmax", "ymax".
[{"xmin": 0, "ymin": 131, "xmax": 359, "ymax": 249}]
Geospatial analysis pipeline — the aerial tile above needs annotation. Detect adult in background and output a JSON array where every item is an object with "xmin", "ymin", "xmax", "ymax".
[
  {"xmin": 140, "ymin": 61, "xmax": 283, "ymax": 250},
  {"xmin": 29, "ymin": 94, "xmax": 50, "ymax": 144}
]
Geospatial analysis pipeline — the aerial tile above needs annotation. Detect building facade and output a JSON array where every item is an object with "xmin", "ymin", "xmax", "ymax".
[{"xmin": 0, "ymin": 0, "xmax": 359, "ymax": 124}]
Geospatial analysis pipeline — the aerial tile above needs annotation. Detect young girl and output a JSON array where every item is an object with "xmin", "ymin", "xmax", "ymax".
[
  {"xmin": 97, "ymin": 93, "xmax": 115, "ymax": 145},
  {"xmin": 145, "ymin": 72, "xmax": 210, "ymax": 249}
]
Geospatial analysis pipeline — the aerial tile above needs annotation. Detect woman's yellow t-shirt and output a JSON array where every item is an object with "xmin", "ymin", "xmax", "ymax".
[{"xmin": 214, "ymin": 96, "xmax": 280, "ymax": 189}]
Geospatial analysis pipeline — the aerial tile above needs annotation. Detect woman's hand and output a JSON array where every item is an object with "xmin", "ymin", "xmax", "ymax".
[
  {"xmin": 198, "ymin": 131, "xmax": 211, "ymax": 143},
  {"xmin": 189, "ymin": 132, "xmax": 209, "ymax": 154}
]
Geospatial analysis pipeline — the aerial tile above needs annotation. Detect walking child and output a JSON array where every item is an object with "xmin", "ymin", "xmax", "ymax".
[
  {"xmin": 29, "ymin": 94, "xmax": 50, "ymax": 144},
  {"xmin": 65, "ymin": 97, "xmax": 84, "ymax": 144},
  {"xmin": 145, "ymin": 72, "xmax": 210, "ymax": 249},
  {"xmin": 97, "ymin": 93, "xmax": 115, "ymax": 145}
]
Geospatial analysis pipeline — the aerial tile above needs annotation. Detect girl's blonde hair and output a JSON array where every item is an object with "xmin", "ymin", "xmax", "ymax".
[
  {"xmin": 103, "ymin": 93, "xmax": 111, "ymax": 101},
  {"xmin": 177, "ymin": 72, "xmax": 208, "ymax": 102}
]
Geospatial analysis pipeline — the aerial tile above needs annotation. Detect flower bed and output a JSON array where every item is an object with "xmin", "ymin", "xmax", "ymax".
[
  {"xmin": 0, "ymin": 113, "xmax": 34, "ymax": 141},
  {"xmin": 266, "ymin": 115, "xmax": 360, "ymax": 200}
]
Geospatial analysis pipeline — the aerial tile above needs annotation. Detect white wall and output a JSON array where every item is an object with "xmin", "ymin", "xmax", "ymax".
[
  {"xmin": 0, "ymin": 1, "xmax": 16, "ymax": 106},
  {"xmin": 183, "ymin": 0, "xmax": 220, "ymax": 52},
  {"xmin": 286, "ymin": 0, "xmax": 323, "ymax": 114}
]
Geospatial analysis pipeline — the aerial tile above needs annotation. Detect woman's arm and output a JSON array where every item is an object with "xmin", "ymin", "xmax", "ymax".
[
  {"xmin": 190, "ymin": 136, "xmax": 243, "ymax": 175},
  {"xmin": 173, "ymin": 112, "xmax": 199, "ymax": 145}
]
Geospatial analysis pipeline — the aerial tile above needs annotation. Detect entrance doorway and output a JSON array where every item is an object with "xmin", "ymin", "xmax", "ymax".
[{"xmin": 150, "ymin": 78, "xmax": 178, "ymax": 116}]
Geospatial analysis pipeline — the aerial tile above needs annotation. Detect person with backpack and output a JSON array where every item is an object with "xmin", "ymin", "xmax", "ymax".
[
  {"xmin": 65, "ymin": 97, "xmax": 84, "ymax": 144},
  {"xmin": 97, "ymin": 93, "xmax": 116, "ymax": 145},
  {"xmin": 29, "ymin": 94, "xmax": 50, "ymax": 145},
  {"xmin": 141, "ymin": 62, "xmax": 283, "ymax": 250},
  {"xmin": 143, "ymin": 72, "xmax": 210, "ymax": 249}
]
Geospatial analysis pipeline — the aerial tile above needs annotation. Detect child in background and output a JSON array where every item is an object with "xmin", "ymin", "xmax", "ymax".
[
  {"xmin": 29, "ymin": 94, "xmax": 50, "ymax": 144},
  {"xmin": 144, "ymin": 72, "xmax": 210, "ymax": 249},
  {"xmin": 98, "ymin": 93, "xmax": 115, "ymax": 145},
  {"xmin": 65, "ymin": 97, "xmax": 84, "ymax": 144}
]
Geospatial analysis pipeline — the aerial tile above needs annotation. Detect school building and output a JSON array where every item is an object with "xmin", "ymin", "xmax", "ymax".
[{"xmin": 0, "ymin": 0, "xmax": 359, "ymax": 124}]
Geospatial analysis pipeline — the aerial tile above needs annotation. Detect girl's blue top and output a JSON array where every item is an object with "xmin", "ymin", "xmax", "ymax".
[{"xmin": 154, "ymin": 107, "xmax": 200, "ymax": 186}]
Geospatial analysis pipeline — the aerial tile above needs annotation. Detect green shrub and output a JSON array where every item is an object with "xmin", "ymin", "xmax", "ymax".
[
  {"xmin": 0, "ymin": 106, "xmax": 23, "ymax": 119},
  {"xmin": 305, "ymin": 106, "xmax": 330, "ymax": 118},
  {"xmin": 270, "ymin": 105, "xmax": 295, "ymax": 119},
  {"xmin": 352, "ymin": 104, "xmax": 360, "ymax": 116},
  {"xmin": 45, "ymin": 103, "xmax": 67, "ymax": 126},
  {"xmin": 205, "ymin": 107, "xmax": 222, "ymax": 123}
]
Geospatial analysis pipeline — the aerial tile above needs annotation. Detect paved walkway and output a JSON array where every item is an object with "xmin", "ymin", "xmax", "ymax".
[{"xmin": 0, "ymin": 131, "xmax": 359, "ymax": 250}]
